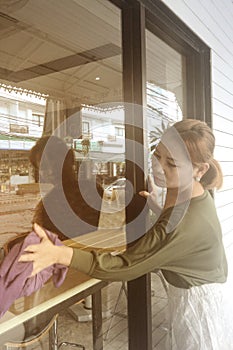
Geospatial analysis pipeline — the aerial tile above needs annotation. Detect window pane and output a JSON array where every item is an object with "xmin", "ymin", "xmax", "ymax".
[
  {"xmin": 0, "ymin": 1, "xmax": 124, "ymax": 246},
  {"xmin": 146, "ymin": 30, "xmax": 186, "ymax": 207}
]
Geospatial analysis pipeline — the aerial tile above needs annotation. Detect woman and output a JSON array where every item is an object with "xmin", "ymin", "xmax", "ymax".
[
  {"xmin": 29, "ymin": 135, "xmax": 103, "ymax": 240},
  {"xmin": 20, "ymin": 120, "xmax": 232, "ymax": 349}
]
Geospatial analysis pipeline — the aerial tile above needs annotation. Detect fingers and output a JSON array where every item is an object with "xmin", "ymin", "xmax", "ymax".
[
  {"xmin": 23, "ymin": 244, "xmax": 39, "ymax": 253},
  {"xmin": 18, "ymin": 254, "xmax": 38, "ymax": 277},
  {"xmin": 18, "ymin": 244, "xmax": 39, "ymax": 262},
  {"xmin": 30, "ymin": 270, "xmax": 38, "ymax": 277},
  {"xmin": 139, "ymin": 190, "xmax": 150, "ymax": 198},
  {"xmin": 139, "ymin": 175, "xmax": 157, "ymax": 197},
  {"xmin": 148, "ymin": 174, "xmax": 156, "ymax": 193},
  {"xmin": 18, "ymin": 251, "xmax": 35, "ymax": 263},
  {"xmin": 33, "ymin": 223, "xmax": 47, "ymax": 240}
]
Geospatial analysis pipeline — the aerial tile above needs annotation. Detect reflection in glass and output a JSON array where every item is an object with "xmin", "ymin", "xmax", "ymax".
[
  {"xmin": 0, "ymin": 2, "xmax": 125, "ymax": 340},
  {"xmin": 146, "ymin": 30, "xmax": 186, "ymax": 207},
  {"xmin": 0, "ymin": 1, "xmax": 124, "ymax": 237}
]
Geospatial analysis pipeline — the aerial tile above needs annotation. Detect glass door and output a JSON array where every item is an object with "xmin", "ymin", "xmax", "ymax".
[{"xmin": 146, "ymin": 30, "xmax": 187, "ymax": 209}]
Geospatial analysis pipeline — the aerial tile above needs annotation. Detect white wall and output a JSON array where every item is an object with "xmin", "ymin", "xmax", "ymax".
[{"xmin": 161, "ymin": 0, "xmax": 233, "ymax": 267}]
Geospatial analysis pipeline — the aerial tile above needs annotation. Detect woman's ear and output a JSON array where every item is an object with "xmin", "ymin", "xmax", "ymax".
[{"xmin": 196, "ymin": 163, "xmax": 210, "ymax": 179}]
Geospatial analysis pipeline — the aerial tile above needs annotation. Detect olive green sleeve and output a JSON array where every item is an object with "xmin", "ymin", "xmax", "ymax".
[
  {"xmin": 70, "ymin": 192, "xmax": 228, "ymax": 286},
  {"xmin": 70, "ymin": 223, "xmax": 169, "ymax": 281}
]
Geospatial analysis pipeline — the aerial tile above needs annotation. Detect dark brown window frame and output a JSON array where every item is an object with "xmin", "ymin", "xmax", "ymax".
[
  {"xmin": 109, "ymin": 1, "xmax": 212, "ymax": 350},
  {"xmin": 143, "ymin": 0, "xmax": 211, "ymax": 126}
]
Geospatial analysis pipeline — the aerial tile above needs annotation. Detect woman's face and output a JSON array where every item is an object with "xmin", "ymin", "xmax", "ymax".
[{"xmin": 152, "ymin": 142, "xmax": 193, "ymax": 189}]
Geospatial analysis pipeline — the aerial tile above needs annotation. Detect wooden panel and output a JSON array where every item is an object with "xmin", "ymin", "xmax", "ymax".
[
  {"xmin": 185, "ymin": 0, "xmax": 233, "ymax": 55},
  {"xmin": 214, "ymin": 145, "xmax": 233, "ymax": 162},
  {"xmin": 214, "ymin": 130, "xmax": 233, "ymax": 149},
  {"xmin": 216, "ymin": 203, "xmax": 233, "ymax": 221},
  {"xmin": 221, "ymin": 176, "xmax": 233, "ymax": 191},
  {"xmin": 215, "ymin": 188, "xmax": 233, "ymax": 208},
  {"xmin": 162, "ymin": 0, "xmax": 233, "ymax": 59},
  {"xmin": 217, "ymin": 178, "xmax": 233, "ymax": 193},
  {"xmin": 213, "ymin": 116, "xmax": 233, "ymax": 135},
  {"xmin": 212, "ymin": 83, "xmax": 233, "ymax": 110},
  {"xmin": 212, "ymin": 69, "xmax": 233, "ymax": 101},
  {"xmin": 212, "ymin": 55, "xmax": 233, "ymax": 85},
  {"xmin": 211, "ymin": 0, "xmax": 233, "ymax": 35},
  {"xmin": 219, "ymin": 162, "xmax": 233, "ymax": 177},
  {"xmin": 219, "ymin": 215, "xmax": 233, "ymax": 236},
  {"xmin": 212, "ymin": 99, "xmax": 233, "ymax": 121},
  {"xmin": 223, "ymin": 230, "xmax": 233, "ymax": 249}
]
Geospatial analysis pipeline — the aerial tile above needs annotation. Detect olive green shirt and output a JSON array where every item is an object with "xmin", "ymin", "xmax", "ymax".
[{"xmin": 70, "ymin": 191, "xmax": 228, "ymax": 288}]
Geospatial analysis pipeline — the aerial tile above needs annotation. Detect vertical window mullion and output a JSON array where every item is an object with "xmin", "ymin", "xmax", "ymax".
[{"xmin": 122, "ymin": 1, "xmax": 152, "ymax": 350}]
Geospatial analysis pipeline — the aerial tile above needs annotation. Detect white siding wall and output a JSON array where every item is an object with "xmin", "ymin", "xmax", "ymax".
[{"xmin": 162, "ymin": 0, "xmax": 233, "ymax": 272}]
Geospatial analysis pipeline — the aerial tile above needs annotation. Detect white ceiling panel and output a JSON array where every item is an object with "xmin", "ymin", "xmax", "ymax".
[{"xmin": 0, "ymin": 0, "xmax": 122, "ymax": 104}]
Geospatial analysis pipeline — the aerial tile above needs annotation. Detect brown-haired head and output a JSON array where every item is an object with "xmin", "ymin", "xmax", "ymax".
[
  {"xmin": 29, "ymin": 135, "xmax": 76, "ymax": 185},
  {"xmin": 173, "ymin": 119, "xmax": 223, "ymax": 190}
]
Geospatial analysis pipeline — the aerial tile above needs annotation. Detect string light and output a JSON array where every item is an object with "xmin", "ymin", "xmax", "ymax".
[
  {"xmin": 81, "ymin": 103, "xmax": 124, "ymax": 113},
  {"xmin": 0, "ymin": 83, "xmax": 48, "ymax": 100}
]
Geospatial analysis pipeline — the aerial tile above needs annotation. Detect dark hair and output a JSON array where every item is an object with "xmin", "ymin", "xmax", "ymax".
[
  {"xmin": 29, "ymin": 135, "xmax": 76, "ymax": 186},
  {"xmin": 30, "ymin": 136, "xmax": 104, "ymax": 240}
]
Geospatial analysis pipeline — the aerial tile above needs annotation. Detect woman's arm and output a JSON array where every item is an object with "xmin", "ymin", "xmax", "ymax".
[
  {"xmin": 19, "ymin": 174, "xmax": 167, "ymax": 280},
  {"xmin": 19, "ymin": 219, "xmax": 168, "ymax": 281}
]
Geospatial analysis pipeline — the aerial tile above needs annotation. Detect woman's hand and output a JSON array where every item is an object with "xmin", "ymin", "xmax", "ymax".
[
  {"xmin": 139, "ymin": 175, "xmax": 162, "ymax": 214},
  {"xmin": 18, "ymin": 223, "xmax": 73, "ymax": 276}
]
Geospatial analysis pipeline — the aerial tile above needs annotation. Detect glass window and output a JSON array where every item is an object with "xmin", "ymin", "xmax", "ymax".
[
  {"xmin": 146, "ymin": 30, "xmax": 186, "ymax": 206},
  {"xmin": 0, "ymin": 0, "xmax": 123, "ymax": 245},
  {"xmin": 115, "ymin": 126, "xmax": 124, "ymax": 136},
  {"xmin": 82, "ymin": 121, "xmax": 90, "ymax": 136}
]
